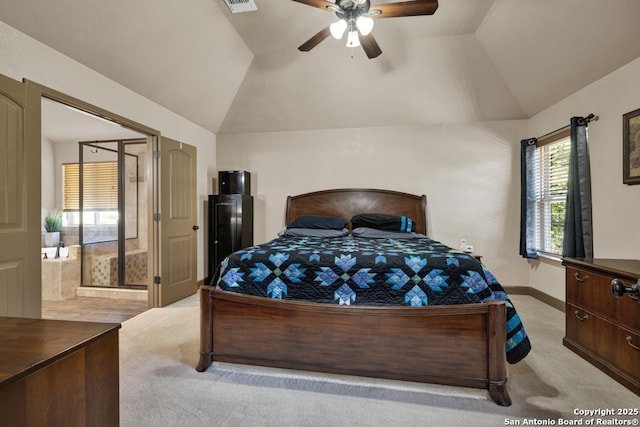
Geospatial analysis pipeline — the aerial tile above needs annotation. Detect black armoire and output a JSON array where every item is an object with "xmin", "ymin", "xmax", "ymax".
[{"xmin": 208, "ymin": 171, "xmax": 253, "ymax": 283}]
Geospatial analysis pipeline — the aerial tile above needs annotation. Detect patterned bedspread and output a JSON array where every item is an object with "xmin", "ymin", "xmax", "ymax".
[{"xmin": 216, "ymin": 235, "xmax": 531, "ymax": 364}]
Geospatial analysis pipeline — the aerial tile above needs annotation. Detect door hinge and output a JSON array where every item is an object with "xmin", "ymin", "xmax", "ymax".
[
  {"xmin": 154, "ymin": 276, "xmax": 161, "ymax": 285},
  {"xmin": 153, "ymin": 150, "xmax": 160, "ymax": 159},
  {"xmin": 153, "ymin": 213, "xmax": 161, "ymax": 221}
]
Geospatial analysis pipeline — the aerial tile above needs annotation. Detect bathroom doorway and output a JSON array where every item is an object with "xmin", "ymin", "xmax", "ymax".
[
  {"xmin": 40, "ymin": 96, "xmax": 153, "ymax": 320},
  {"xmin": 34, "ymin": 81, "xmax": 197, "ymax": 322}
]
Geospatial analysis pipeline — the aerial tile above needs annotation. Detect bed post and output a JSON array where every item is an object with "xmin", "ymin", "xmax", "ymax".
[
  {"xmin": 195, "ymin": 285, "xmax": 214, "ymax": 372},
  {"xmin": 487, "ymin": 300, "xmax": 511, "ymax": 406}
]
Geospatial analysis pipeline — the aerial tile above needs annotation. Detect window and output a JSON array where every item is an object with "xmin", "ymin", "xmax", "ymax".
[
  {"xmin": 62, "ymin": 161, "xmax": 119, "ymax": 227},
  {"xmin": 534, "ymin": 129, "xmax": 570, "ymax": 256}
]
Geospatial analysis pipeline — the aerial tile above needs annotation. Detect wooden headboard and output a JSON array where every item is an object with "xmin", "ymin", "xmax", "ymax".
[{"xmin": 286, "ymin": 188, "xmax": 427, "ymax": 235}]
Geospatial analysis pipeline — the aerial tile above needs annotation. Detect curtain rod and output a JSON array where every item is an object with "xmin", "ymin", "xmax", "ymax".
[
  {"xmin": 578, "ymin": 113, "xmax": 598, "ymax": 125},
  {"xmin": 536, "ymin": 113, "xmax": 598, "ymax": 141}
]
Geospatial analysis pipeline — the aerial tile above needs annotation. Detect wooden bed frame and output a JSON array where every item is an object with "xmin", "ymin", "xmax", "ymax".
[{"xmin": 196, "ymin": 188, "xmax": 511, "ymax": 406}]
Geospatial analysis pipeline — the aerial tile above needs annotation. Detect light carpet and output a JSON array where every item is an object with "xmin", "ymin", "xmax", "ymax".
[{"xmin": 119, "ymin": 294, "xmax": 639, "ymax": 427}]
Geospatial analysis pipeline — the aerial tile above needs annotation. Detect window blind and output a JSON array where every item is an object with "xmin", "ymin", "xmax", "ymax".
[
  {"xmin": 63, "ymin": 162, "xmax": 118, "ymax": 210},
  {"xmin": 535, "ymin": 137, "xmax": 570, "ymax": 255}
]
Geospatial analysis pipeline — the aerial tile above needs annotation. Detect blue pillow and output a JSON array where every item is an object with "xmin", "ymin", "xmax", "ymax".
[
  {"xmin": 352, "ymin": 227, "xmax": 426, "ymax": 239},
  {"xmin": 351, "ymin": 213, "xmax": 416, "ymax": 232},
  {"xmin": 288, "ymin": 215, "xmax": 347, "ymax": 230}
]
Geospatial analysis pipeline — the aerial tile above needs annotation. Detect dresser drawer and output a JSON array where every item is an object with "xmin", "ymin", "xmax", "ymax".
[
  {"xmin": 614, "ymin": 327, "xmax": 640, "ymax": 381},
  {"xmin": 566, "ymin": 266, "xmax": 640, "ymax": 331},
  {"xmin": 566, "ymin": 304, "xmax": 618, "ymax": 363},
  {"xmin": 567, "ymin": 303, "xmax": 640, "ymax": 383}
]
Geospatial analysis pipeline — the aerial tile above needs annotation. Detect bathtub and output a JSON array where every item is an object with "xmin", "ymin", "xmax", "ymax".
[
  {"xmin": 42, "ymin": 246, "xmax": 70, "ymax": 259},
  {"xmin": 41, "ymin": 245, "xmax": 80, "ymax": 301}
]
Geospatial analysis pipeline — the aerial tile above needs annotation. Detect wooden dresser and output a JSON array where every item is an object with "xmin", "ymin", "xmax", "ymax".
[
  {"xmin": 0, "ymin": 317, "xmax": 121, "ymax": 426},
  {"xmin": 562, "ymin": 258, "xmax": 640, "ymax": 396}
]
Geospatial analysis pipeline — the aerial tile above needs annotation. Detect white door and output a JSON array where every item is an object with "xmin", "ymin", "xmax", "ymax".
[
  {"xmin": 0, "ymin": 74, "xmax": 41, "ymax": 317},
  {"xmin": 155, "ymin": 137, "xmax": 197, "ymax": 306}
]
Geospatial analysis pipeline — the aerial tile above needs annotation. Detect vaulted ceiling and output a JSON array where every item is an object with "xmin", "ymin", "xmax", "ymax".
[{"xmin": 2, "ymin": 0, "xmax": 640, "ymax": 135}]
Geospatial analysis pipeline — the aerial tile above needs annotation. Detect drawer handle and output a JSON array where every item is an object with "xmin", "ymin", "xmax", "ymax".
[
  {"xmin": 627, "ymin": 336, "xmax": 640, "ymax": 351},
  {"xmin": 574, "ymin": 310, "xmax": 589, "ymax": 321},
  {"xmin": 574, "ymin": 272, "xmax": 589, "ymax": 283}
]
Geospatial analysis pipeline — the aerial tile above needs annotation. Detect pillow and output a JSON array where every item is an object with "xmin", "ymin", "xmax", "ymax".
[
  {"xmin": 350, "ymin": 213, "xmax": 416, "ymax": 232},
  {"xmin": 281, "ymin": 228, "xmax": 349, "ymax": 238},
  {"xmin": 351, "ymin": 227, "xmax": 426, "ymax": 239},
  {"xmin": 288, "ymin": 215, "xmax": 347, "ymax": 230}
]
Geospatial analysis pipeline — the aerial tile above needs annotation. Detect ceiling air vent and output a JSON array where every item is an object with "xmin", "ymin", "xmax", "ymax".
[{"xmin": 223, "ymin": 0, "xmax": 257, "ymax": 13}]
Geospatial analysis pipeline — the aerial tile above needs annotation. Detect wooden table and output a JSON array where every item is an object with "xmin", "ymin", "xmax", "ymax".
[{"xmin": 0, "ymin": 317, "xmax": 121, "ymax": 426}]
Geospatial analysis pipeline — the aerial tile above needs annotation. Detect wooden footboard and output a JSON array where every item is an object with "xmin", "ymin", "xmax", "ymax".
[{"xmin": 196, "ymin": 286, "xmax": 511, "ymax": 406}]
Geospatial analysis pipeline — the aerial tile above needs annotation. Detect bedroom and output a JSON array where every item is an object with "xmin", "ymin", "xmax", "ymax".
[
  {"xmin": 0, "ymin": 0, "xmax": 639, "ymax": 423},
  {"xmin": 1, "ymin": 0, "xmax": 640, "ymax": 296}
]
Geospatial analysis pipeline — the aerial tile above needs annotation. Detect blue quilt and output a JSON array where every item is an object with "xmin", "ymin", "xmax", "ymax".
[{"xmin": 216, "ymin": 235, "xmax": 531, "ymax": 364}]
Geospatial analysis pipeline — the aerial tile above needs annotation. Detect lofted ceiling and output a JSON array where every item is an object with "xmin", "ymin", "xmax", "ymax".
[{"xmin": 2, "ymin": 0, "xmax": 640, "ymax": 135}]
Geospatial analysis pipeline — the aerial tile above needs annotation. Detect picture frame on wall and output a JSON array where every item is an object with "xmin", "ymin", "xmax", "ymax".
[{"xmin": 623, "ymin": 107, "xmax": 640, "ymax": 185}]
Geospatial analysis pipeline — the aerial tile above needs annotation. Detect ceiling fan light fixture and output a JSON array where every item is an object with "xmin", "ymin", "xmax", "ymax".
[
  {"xmin": 330, "ymin": 19, "xmax": 347, "ymax": 39},
  {"xmin": 346, "ymin": 30, "xmax": 360, "ymax": 48},
  {"xmin": 294, "ymin": 0, "xmax": 440, "ymax": 59},
  {"xmin": 355, "ymin": 16, "xmax": 374, "ymax": 36}
]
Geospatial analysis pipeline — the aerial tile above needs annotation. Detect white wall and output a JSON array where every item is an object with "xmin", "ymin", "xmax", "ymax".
[
  {"xmin": 221, "ymin": 34, "xmax": 525, "ymax": 134},
  {"xmin": 217, "ymin": 121, "xmax": 529, "ymax": 287},
  {"xmin": 52, "ymin": 142, "xmax": 79, "ymax": 210},
  {"xmin": 0, "ymin": 21, "xmax": 216, "ymax": 281},
  {"xmin": 40, "ymin": 136, "xmax": 55, "ymax": 230},
  {"xmin": 528, "ymin": 57, "xmax": 640, "ymax": 301}
]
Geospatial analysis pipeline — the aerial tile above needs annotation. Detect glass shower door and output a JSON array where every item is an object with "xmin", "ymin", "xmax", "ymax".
[
  {"xmin": 79, "ymin": 141, "xmax": 120, "ymax": 288},
  {"xmin": 79, "ymin": 139, "xmax": 148, "ymax": 289}
]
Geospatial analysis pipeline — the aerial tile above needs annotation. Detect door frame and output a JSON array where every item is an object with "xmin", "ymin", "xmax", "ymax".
[{"xmin": 29, "ymin": 81, "xmax": 162, "ymax": 308}]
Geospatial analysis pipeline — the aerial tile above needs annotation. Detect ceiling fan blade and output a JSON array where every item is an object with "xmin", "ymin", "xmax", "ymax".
[
  {"xmin": 298, "ymin": 26, "xmax": 332, "ymax": 52},
  {"xmin": 359, "ymin": 32, "xmax": 382, "ymax": 59},
  {"xmin": 291, "ymin": 0, "xmax": 337, "ymax": 12},
  {"xmin": 373, "ymin": 0, "xmax": 438, "ymax": 18}
]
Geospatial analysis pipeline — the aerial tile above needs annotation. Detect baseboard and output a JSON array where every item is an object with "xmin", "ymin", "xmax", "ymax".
[
  {"xmin": 503, "ymin": 285, "xmax": 565, "ymax": 313},
  {"xmin": 502, "ymin": 286, "xmax": 529, "ymax": 295},
  {"xmin": 529, "ymin": 287, "xmax": 565, "ymax": 312}
]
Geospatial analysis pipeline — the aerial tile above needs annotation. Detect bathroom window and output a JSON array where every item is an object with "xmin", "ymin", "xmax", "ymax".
[{"xmin": 62, "ymin": 161, "xmax": 119, "ymax": 227}]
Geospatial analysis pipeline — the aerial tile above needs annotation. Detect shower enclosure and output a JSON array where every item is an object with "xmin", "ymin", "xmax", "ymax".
[{"xmin": 74, "ymin": 139, "xmax": 148, "ymax": 289}]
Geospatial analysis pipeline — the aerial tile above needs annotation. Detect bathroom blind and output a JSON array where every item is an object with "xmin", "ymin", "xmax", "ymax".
[{"xmin": 63, "ymin": 162, "xmax": 118, "ymax": 210}]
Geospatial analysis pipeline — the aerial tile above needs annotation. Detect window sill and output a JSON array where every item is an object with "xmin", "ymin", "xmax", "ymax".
[{"xmin": 535, "ymin": 253, "xmax": 564, "ymax": 268}]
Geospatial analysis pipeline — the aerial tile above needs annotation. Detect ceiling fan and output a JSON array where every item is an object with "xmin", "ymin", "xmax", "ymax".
[{"xmin": 293, "ymin": 0, "xmax": 439, "ymax": 59}]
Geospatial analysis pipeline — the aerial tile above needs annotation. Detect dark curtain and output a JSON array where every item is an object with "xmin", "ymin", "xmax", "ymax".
[
  {"xmin": 519, "ymin": 138, "xmax": 538, "ymax": 259},
  {"xmin": 563, "ymin": 117, "xmax": 593, "ymax": 258}
]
